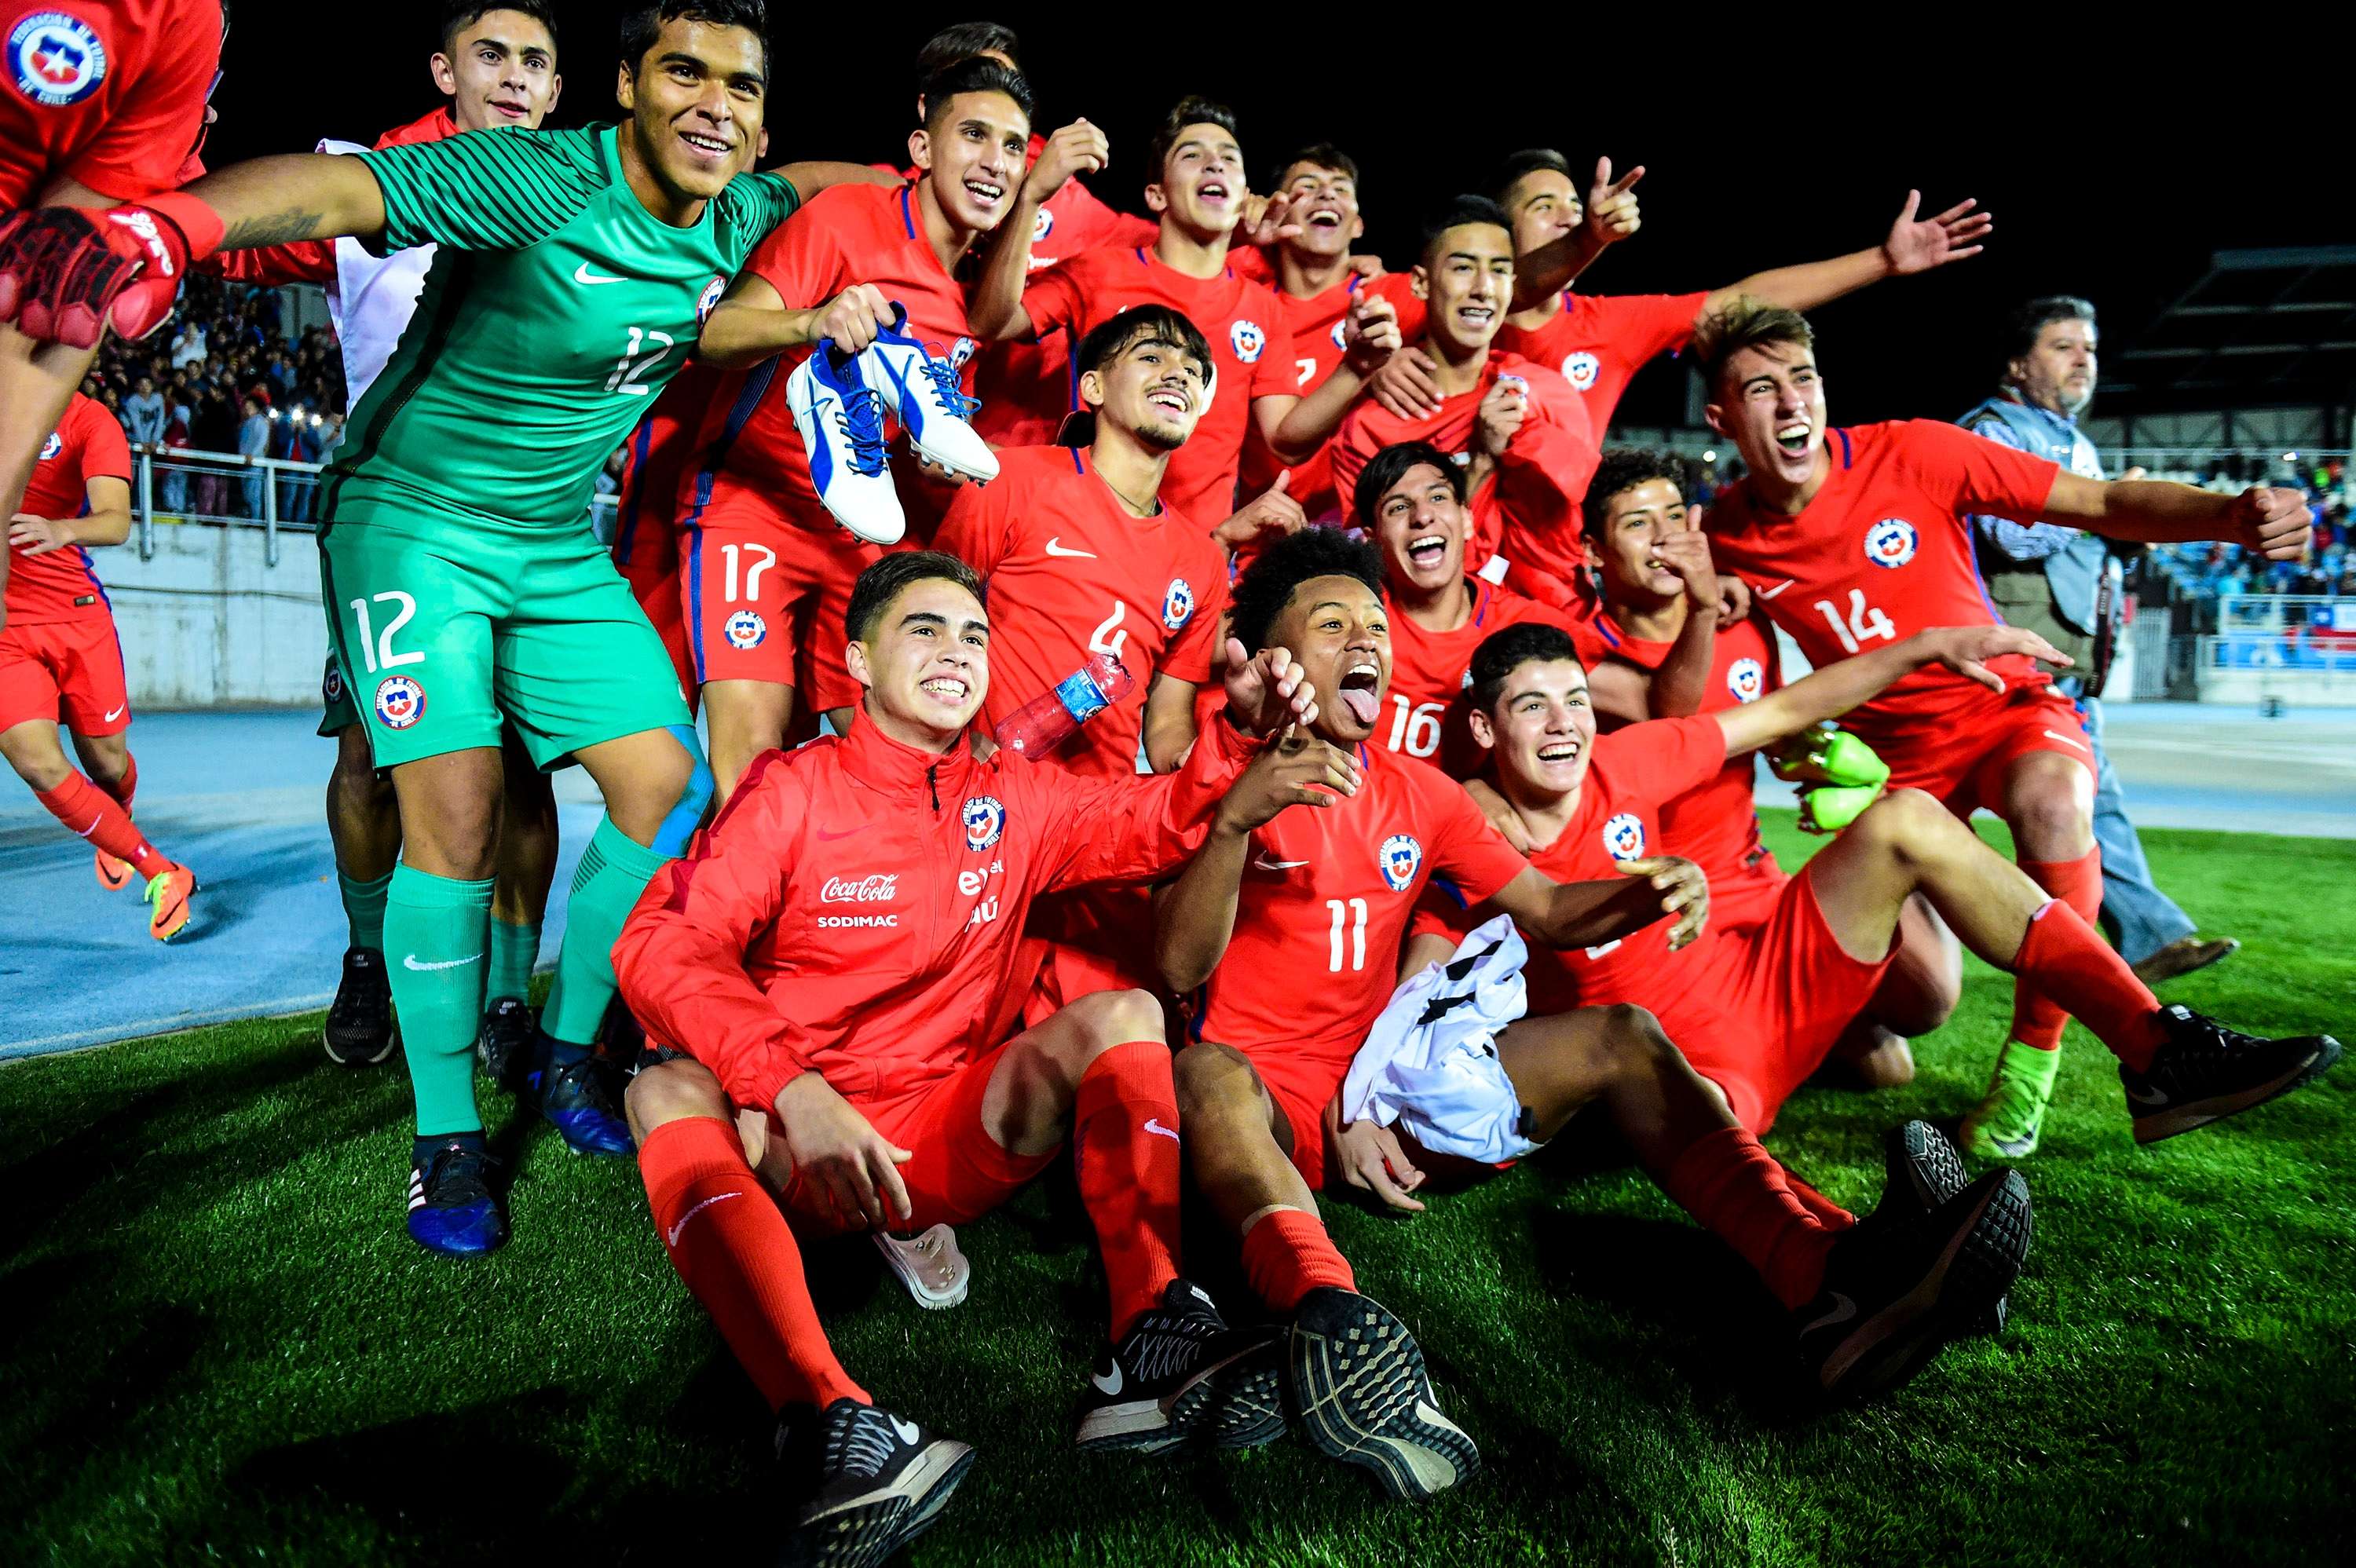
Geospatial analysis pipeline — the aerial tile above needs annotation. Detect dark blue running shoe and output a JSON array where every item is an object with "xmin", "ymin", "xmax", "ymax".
[
  {"xmin": 406, "ymin": 1139, "xmax": 507, "ymax": 1256},
  {"xmin": 531, "ymin": 1034, "xmax": 635, "ymax": 1157}
]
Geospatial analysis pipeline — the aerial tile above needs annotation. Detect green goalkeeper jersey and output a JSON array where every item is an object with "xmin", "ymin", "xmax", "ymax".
[{"xmin": 321, "ymin": 123, "xmax": 798, "ymax": 539}]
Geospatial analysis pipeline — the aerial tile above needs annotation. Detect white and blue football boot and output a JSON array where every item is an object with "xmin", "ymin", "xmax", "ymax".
[
  {"xmin": 788, "ymin": 338, "xmax": 905, "ymax": 546},
  {"xmin": 861, "ymin": 304, "xmax": 999, "ymax": 486}
]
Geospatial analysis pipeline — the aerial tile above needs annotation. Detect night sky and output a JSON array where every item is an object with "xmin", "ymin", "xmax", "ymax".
[{"xmin": 208, "ymin": 6, "xmax": 2354, "ymax": 429}]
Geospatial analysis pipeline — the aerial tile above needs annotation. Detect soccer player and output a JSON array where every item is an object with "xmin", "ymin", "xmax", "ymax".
[
  {"xmin": 1695, "ymin": 300, "xmax": 2315, "ymax": 1159},
  {"xmin": 1231, "ymin": 145, "xmax": 1418, "ymax": 526},
  {"xmin": 1422, "ymin": 619, "xmax": 2339, "ymax": 1152},
  {"xmin": 4, "ymin": 1, "xmax": 819, "ymax": 1252},
  {"xmin": 658, "ymin": 53, "xmax": 1061, "ymax": 799},
  {"xmin": 1327, "ymin": 196, "xmax": 1597, "ymax": 605},
  {"xmin": 1355, "ymin": 438, "xmax": 1600, "ymax": 776},
  {"xmin": 1377, "ymin": 154, "xmax": 1992, "ymax": 448},
  {"xmin": 1159, "ymin": 529, "xmax": 2032, "ymax": 1471},
  {"xmin": 610, "ymin": 550, "xmax": 1338, "ymax": 1562},
  {"xmin": 936, "ymin": 305, "xmax": 1225, "ymax": 1014},
  {"xmin": 971, "ymin": 95, "xmax": 1400, "ymax": 547},
  {"xmin": 0, "ymin": 389, "xmax": 195, "ymax": 938},
  {"xmin": 203, "ymin": 2, "xmax": 572, "ymax": 1071},
  {"xmin": 1577, "ymin": 448, "xmax": 1958, "ymax": 1084},
  {"xmin": 0, "ymin": 0, "xmax": 225, "ymax": 630}
]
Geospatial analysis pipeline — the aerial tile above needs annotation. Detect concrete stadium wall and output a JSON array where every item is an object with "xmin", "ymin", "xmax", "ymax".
[{"xmin": 99, "ymin": 519, "xmax": 327, "ymax": 709}]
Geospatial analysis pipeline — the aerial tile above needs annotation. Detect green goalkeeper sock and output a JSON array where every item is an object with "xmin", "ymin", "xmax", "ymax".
[
  {"xmin": 542, "ymin": 816, "xmax": 668, "ymax": 1047},
  {"xmin": 487, "ymin": 913, "xmax": 541, "ymax": 1005},
  {"xmin": 338, "ymin": 868, "xmax": 393, "ymax": 952},
  {"xmin": 384, "ymin": 864, "xmax": 494, "ymax": 1136}
]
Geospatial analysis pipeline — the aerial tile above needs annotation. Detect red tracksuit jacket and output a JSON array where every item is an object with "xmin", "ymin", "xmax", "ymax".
[{"xmin": 615, "ymin": 709, "xmax": 1257, "ymax": 1113}]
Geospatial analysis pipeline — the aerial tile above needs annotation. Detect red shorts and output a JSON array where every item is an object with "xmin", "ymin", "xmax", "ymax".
[
  {"xmin": 1705, "ymin": 853, "xmax": 1789, "ymax": 941},
  {"xmin": 769, "ymin": 1040, "xmax": 1054, "ymax": 1236},
  {"xmin": 1874, "ymin": 689, "xmax": 2093, "ymax": 821},
  {"xmin": 1020, "ymin": 886, "xmax": 1162, "ymax": 1029},
  {"xmin": 1666, "ymin": 858, "xmax": 1896, "ymax": 1135},
  {"xmin": 0, "ymin": 616, "xmax": 130, "ymax": 735},
  {"xmin": 678, "ymin": 495, "xmax": 878, "ymax": 711}
]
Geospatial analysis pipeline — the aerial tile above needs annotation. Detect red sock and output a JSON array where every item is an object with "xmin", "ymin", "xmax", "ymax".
[
  {"xmin": 34, "ymin": 771, "xmax": 168, "ymax": 879},
  {"xmin": 1783, "ymin": 1172, "xmax": 1858, "ymax": 1233},
  {"xmin": 2010, "ymin": 850, "xmax": 2103, "ymax": 1051},
  {"xmin": 98, "ymin": 753, "xmax": 137, "ymax": 810},
  {"xmin": 2010, "ymin": 899, "xmax": 2167, "ymax": 1070},
  {"xmin": 638, "ymin": 1117, "xmax": 868, "ymax": 1413},
  {"xmin": 1239, "ymin": 1208, "xmax": 1356, "ymax": 1314},
  {"xmin": 1071, "ymin": 1040, "xmax": 1184, "ymax": 1340},
  {"xmin": 1659, "ymin": 1125, "xmax": 1846, "ymax": 1310}
]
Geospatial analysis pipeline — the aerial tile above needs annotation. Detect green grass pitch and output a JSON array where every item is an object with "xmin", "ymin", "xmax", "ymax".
[{"xmin": 5, "ymin": 813, "xmax": 2352, "ymax": 1566}]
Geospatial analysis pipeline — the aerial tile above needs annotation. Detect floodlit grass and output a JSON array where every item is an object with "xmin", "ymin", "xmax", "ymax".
[{"xmin": 5, "ymin": 813, "xmax": 2351, "ymax": 1566}]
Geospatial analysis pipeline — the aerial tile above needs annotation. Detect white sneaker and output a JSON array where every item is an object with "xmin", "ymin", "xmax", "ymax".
[
  {"xmin": 873, "ymin": 1223, "xmax": 970, "ymax": 1310},
  {"xmin": 861, "ymin": 304, "xmax": 1000, "ymax": 484},
  {"xmin": 787, "ymin": 342, "xmax": 905, "ymax": 545}
]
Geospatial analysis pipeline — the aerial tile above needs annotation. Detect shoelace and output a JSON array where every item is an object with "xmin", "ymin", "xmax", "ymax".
[
  {"xmin": 1125, "ymin": 1307, "xmax": 1224, "ymax": 1383},
  {"xmin": 1981, "ymin": 1072, "xmax": 2047, "ymax": 1136},
  {"xmin": 917, "ymin": 353, "xmax": 980, "ymax": 420},
  {"xmin": 830, "ymin": 382, "xmax": 888, "ymax": 477},
  {"xmin": 426, "ymin": 1145, "xmax": 496, "ymax": 1206},
  {"xmin": 825, "ymin": 1405, "xmax": 904, "ymax": 1478}
]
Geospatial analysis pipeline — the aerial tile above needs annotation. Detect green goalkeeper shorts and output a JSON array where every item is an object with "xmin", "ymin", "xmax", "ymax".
[{"xmin": 319, "ymin": 523, "xmax": 689, "ymax": 769}]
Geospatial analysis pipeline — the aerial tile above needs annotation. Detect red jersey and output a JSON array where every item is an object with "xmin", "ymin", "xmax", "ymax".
[
  {"xmin": 8, "ymin": 392, "xmax": 127, "ymax": 623},
  {"xmin": 208, "ymin": 106, "xmax": 455, "ymax": 286},
  {"xmin": 1189, "ymin": 729, "xmax": 1528, "ymax": 1107},
  {"xmin": 1498, "ymin": 291, "xmax": 1709, "ymax": 431},
  {"xmin": 610, "ymin": 362, "xmax": 719, "ymax": 694},
  {"xmin": 1414, "ymin": 716, "xmax": 1723, "ymax": 1019},
  {"xmin": 689, "ymin": 183, "xmax": 982, "ymax": 541},
  {"xmin": 615, "ymin": 707, "xmax": 1255, "ymax": 1114},
  {"xmin": 935, "ymin": 444, "xmax": 1227, "ymax": 780},
  {"xmin": 1703, "ymin": 420, "xmax": 2062, "ymax": 755},
  {"xmin": 1591, "ymin": 612, "xmax": 1784, "ymax": 931},
  {"xmin": 0, "ymin": 0, "xmax": 218, "ymax": 208},
  {"xmin": 1379, "ymin": 578, "xmax": 1597, "ymax": 777},
  {"xmin": 1021, "ymin": 247, "xmax": 1296, "ymax": 529},
  {"xmin": 1237, "ymin": 272, "xmax": 1418, "ymax": 524},
  {"xmin": 959, "ymin": 148, "xmax": 1156, "ymax": 451}
]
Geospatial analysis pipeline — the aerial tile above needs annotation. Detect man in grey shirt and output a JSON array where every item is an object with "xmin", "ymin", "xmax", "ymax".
[
  {"xmin": 1961, "ymin": 295, "xmax": 2235, "ymax": 985},
  {"xmin": 122, "ymin": 375, "xmax": 167, "ymax": 448}
]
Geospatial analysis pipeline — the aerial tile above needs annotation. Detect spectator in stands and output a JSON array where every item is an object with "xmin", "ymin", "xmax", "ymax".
[
  {"xmin": 171, "ymin": 320, "xmax": 207, "ymax": 371},
  {"xmin": 159, "ymin": 410, "xmax": 192, "ymax": 514},
  {"xmin": 1960, "ymin": 295, "xmax": 2237, "ymax": 985},
  {"xmin": 274, "ymin": 408, "xmax": 323, "ymax": 524},
  {"xmin": 192, "ymin": 389, "xmax": 236, "ymax": 517},
  {"xmin": 123, "ymin": 376, "xmax": 166, "ymax": 449},
  {"xmin": 237, "ymin": 397, "xmax": 271, "ymax": 520}
]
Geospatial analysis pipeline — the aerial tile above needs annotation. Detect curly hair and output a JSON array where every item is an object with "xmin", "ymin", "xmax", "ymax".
[{"xmin": 1227, "ymin": 528, "xmax": 1384, "ymax": 654}]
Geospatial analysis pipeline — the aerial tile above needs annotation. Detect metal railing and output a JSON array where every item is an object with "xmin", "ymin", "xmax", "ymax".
[{"xmin": 127, "ymin": 445, "xmax": 620, "ymax": 564}]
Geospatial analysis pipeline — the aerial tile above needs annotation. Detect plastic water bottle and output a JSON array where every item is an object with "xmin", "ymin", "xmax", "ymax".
[{"xmin": 996, "ymin": 652, "xmax": 1135, "ymax": 759}]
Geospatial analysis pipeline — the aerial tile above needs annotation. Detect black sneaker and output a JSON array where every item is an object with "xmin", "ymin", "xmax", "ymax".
[
  {"xmin": 1794, "ymin": 1168, "xmax": 2030, "ymax": 1399},
  {"xmin": 2122, "ymin": 1005, "xmax": 2342, "ymax": 1145},
  {"xmin": 477, "ymin": 997, "xmax": 536, "ymax": 1091},
  {"xmin": 1871, "ymin": 1120, "xmax": 2007, "ymax": 1336},
  {"xmin": 531, "ymin": 1034, "xmax": 634, "ymax": 1157},
  {"xmin": 1288, "ymin": 1286, "xmax": 1479, "ymax": 1500},
  {"xmin": 323, "ymin": 947, "xmax": 397, "ymax": 1066},
  {"xmin": 404, "ymin": 1139, "xmax": 507, "ymax": 1257},
  {"xmin": 1075, "ymin": 1278, "xmax": 1285, "ymax": 1454},
  {"xmin": 775, "ymin": 1398, "xmax": 974, "ymax": 1568}
]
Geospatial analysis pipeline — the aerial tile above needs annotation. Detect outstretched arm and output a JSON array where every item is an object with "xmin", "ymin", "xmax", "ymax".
[
  {"xmin": 2034, "ymin": 471, "xmax": 2312, "ymax": 561},
  {"xmin": 1486, "ymin": 857, "xmax": 1708, "ymax": 950},
  {"xmin": 1699, "ymin": 190, "xmax": 1991, "ymax": 322},
  {"xmin": 1717, "ymin": 624, "xmax": 2068, "ymax": 758}
]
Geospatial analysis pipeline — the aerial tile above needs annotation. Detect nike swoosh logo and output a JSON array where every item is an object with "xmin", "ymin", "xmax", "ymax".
[
  {"xmin": 573, "ymin": 262, "xmax": 627, "ymax": 285},
  {"xmin": 891, "ymin": 1415, "xmax": 922, "ymax": 1445},
  {"xmin": 103, "ymin": 705, "xmax": 126, "ymax": 721},
  {"xmin": 2041, "ymin": 728, "xmax": 2091, "ymax": 754},
  {"xmin": 2126, "ymin": 1081, "xmax": 2171, "ymax": 1106},
  {"xmin": 1801, "ymin": 1292, "xmax": 1858, "ymax": 1335},
  {"xmin": 1091, "ymin": 1363, "xmax": 1124, "ymax": 1396},
  {"xmin": 1756, "ymin": 579, "xmax": 1794, "ymax": 600},
  {"xmin": 814, "ymin": 825, "xmax": 863, "ymax": 841},
  {"xmin": 403, "ymin": 952, "xmax": 483, "ymax": 972},
  {"xmin": 1043, "ymin": 537, "xmax": 1096, "ymax": 558},
  {"xmin": 666, "ymin": 1190, "xmax": 741, "ymax": 1245},
  {"xmin": 1144, "ymin": 1117, "xmax": 1180, "ymax": 1142},
  {"xmin": 1253, "ymin": 857, "xmax": 1310, "ymax": 872}
]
